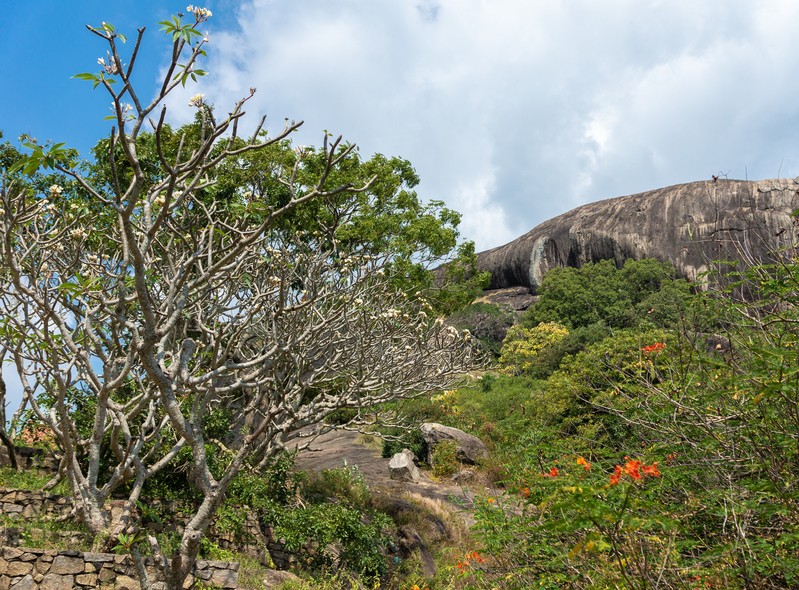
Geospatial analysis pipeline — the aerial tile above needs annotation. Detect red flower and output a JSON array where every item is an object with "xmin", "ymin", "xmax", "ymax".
[
  {"xmin": 609, "ymin": 464, "xmax": 623, "ymax": 486},
  {"xmin": 642, "ymin": 462, "xmax": 660, "ymax": 477},
  {"xmin": 624, "ymin": 459, "xmax": 642, "ymax": 480},
  {"xmin": 641, "ymin": 342, "xmax": 666, "ymax": 354},
  {"xmin": 542, "ymin": 466, "xmax": 560, "ymax": 477}
]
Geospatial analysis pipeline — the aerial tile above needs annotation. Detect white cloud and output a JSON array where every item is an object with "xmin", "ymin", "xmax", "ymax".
[{"xmin": 164, "ymin": 0, "xmax": 799, "ymax": 250}]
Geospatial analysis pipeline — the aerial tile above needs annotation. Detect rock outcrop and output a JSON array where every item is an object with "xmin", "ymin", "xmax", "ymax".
[
  {"xmin": 420, "ymin": 423, "xmax": 489, "ymax": 465},
  {"xmin": 477, "ymin": 179, "xmax": 799, "ymax": 292},
  {"xmin": 389, "ymin": 449, "xmax": 421, "ymax": 482}
]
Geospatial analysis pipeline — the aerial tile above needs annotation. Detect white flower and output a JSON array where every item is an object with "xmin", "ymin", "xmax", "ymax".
[
  {"xmin": 188, "ymin": 94, "xmax": 205, "ymax": 108},
  {"xmin": 49, "ymin": 185, "xmax": 63, "ymax": 197},
  {"xmin": 186, "ymin": 5, "xmax": 213, "ymax": 21},
  {"xmin": 97, "ymin": 53, "xmax": 119, "ymax": 75},
  {"xmin": 70, "ymin": 228, "xmax": 87, "ymax": 239}
]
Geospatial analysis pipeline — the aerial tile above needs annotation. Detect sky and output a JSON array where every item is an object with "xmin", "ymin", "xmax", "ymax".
[{"xmin": 3, "ymin": 0, "xmax": 799, "ymax": 410}]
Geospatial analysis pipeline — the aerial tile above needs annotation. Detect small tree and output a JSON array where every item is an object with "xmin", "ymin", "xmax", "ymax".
[{"xmin": 0, "ymin": 9, "xmax": 480, "ymax": 589}]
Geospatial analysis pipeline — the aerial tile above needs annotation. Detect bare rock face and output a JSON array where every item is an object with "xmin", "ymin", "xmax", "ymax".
[
  {"xmin": 477, "ymin": 179, "xmax": 799, "ymax": 292},
  {"xmin": 420, "ymin": 423, "xmax": 489, "ymax": 465},
  {"xmin": 389, "ymin": 449, "xmax": 421, "ymax": 482}
]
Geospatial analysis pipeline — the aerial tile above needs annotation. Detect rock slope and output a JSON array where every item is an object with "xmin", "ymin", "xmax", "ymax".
[{"xmin": 477, "ymin": 178, "xmax": 799, "ymax": 292}]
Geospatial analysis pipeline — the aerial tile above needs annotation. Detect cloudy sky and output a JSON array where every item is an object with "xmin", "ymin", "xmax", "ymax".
[
  {"xmin": 5, "ymin": 0, "xmax": 799, "ymax": 252},
  {"xmin": 3, "ymin": 1, "xmax": 799, "ymax": 407}
]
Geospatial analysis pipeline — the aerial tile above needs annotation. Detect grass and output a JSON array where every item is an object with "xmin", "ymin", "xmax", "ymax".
[
  {"xmin": 0, "ymin": 513, "xmax": 92, "ymax": 551},
  {"xmin": 0, "ymin": 467, "xmax": 69, "ymax": 495}
]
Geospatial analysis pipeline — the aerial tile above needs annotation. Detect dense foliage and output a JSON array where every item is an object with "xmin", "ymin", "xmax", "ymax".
[{"xmin": 400, "ymin": 254, "xmax": 799, "ymax": 589}]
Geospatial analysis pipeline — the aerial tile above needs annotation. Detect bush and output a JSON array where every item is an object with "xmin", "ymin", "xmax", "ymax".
[
  {"xmin": 523, "ymin": 258, "xmax": 695, "ymax": 331},
  {"xmin": 498, "ymin": 322, "xmax": 569, "ymax": 376},
  {"xmin": 431, "ymin": 440, "xmax": 460, "ymax": 477}
]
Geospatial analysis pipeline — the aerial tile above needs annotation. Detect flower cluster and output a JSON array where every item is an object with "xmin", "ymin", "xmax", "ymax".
[
  {"xmin": 609, "ymin": 458, "xmax": 660, "ymax": 485},
  {"xmin": 186, "ymin": 5, "xmax": 213, "ymax": 21},
  {"xmin": 456, "ymin": 551, "xmax": 484, "ymax": 572},
  {"xmin": 576, "ymin": 456, "xmax": 591, "ymax": 471},
  {"xmin": 49, "ymin": 184, "xmax": 63, "ymax": 197},
  {"xmin": 641, "ymin": 341, "xmax": 666, "ymax": 354},
  {"xmin": 188, "ymin": 93, "xmax": 205, "ymax": 108},
  {"xmin": 97, "ymin": 53, "xmax": 119, "ymax": 75},
  {"xmin": 17, "ymin": 423, "xmax": 56, "ymax": 450}
]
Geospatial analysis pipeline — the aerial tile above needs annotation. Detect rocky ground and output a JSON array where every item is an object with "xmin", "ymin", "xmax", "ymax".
[{"xmin": 292, "ymin": 427, "xmax": 490, "ymax": 518}]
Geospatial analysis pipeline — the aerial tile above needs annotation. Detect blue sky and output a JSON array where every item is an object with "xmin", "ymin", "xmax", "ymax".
[
  {"xmin": 4, "ymin": 1, "xmax": 799, "ymax": 413},
  {"xmin": 0, "ymin": 1, "xmax": 240, "ymax": 156}
]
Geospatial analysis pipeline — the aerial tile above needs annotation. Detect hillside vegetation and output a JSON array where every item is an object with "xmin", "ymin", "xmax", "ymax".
[{"xmin": 388, "ymin": 255, "xmax": 799, "ymax": 589}]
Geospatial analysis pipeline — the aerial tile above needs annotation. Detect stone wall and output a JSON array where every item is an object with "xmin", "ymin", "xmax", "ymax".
[
  {"xmin": 0, "ymin": 547, "xmax": 238, "ymax": 589},
  {"xmin": 0, "ymin": 489, "xmax": 71, "ymax": 521},
  {"xmin": 0, "ymin": 447, "xmax": 59, "ymax": 473},
  {"xmin": 0, "ymin": 490, "xmax": 240, "ymax": 588}
]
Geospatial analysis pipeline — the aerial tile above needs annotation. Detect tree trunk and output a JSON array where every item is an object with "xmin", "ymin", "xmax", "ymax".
[
  {"xmin": 166, "ymin": 528, "xmax": 203, "ymax": 590},
  {"xmin": 0, "ymin": 367, "xmax": 18, "ymax": 470}
]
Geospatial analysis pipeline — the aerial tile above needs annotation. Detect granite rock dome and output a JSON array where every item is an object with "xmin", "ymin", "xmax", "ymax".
[{"xmin": 477, "ymin": 178, "xmax": 799, "ymax": 292}]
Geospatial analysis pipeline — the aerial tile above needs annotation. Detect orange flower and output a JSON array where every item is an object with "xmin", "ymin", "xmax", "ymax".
[
  {"xmin": 486, "ymin": 497, "xmax": 496, "ymax": 504},
  {"xmin": 576, "ymin": 456, "xmax": 591, "ymax": 471},
  {"xmin": 641, "ymin": 342, "xmax": 666, "ymax": 354},
  {"xmin": 609, "ymin": 464, "xmax": 623, "ymax": 485},
  {"xmin": 642, "ymin": 462, "xmax": 660, "ymax": 477},
  {"xmin": 520, "ymin": 487, "xmax": 531, "ymax": 498},
  {"xmin": 624, "ymin": 459, "xmax": 642, "ymax": 480},
  {"xmin": 542, "ymin": 466, "xmax": 560, "ymax": 477}
]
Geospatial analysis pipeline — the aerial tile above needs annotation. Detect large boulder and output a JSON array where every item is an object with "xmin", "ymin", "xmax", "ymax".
[
  {"xmin": 477, "ymin": 178, "xmax": 799, "ymax": 292},
  {"xmin": 389, "ymin": 449, "xmax": 421, "ymax": 482},
  {"xmin": 420, "ymin": 423, "xmax": 488, "ymax": 465}
]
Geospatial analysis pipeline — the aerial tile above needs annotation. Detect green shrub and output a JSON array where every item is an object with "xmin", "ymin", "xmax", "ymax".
[
  {"xmin": 498, "ymin": 321, "xmax": 569, "ymax": 376},
  {"xmin": 431, "ymin": 440, "xmax": 459, "ymax": 477}
]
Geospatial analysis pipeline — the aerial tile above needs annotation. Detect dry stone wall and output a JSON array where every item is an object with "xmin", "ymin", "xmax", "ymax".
[
  {"xmin": 0, "ymin": 490, "xmax": 240, "ymax": 588},
  {"xmin": 0, "ymin": 547, "xmax": 237, "ymax": 589},
  {"xmin": 0, "ymin": 489, "xmax": 71, "ymax": 521}
]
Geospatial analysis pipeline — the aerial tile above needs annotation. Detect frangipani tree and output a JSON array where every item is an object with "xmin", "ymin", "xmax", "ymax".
[{"xmin": 0, "ymin": 8, "xmax": 480, "ymax": 589}]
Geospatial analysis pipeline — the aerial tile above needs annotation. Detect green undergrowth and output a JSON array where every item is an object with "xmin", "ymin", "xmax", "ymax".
[{"xmin": 0, "ymin": 467, "xmax": 69, "ymax": 495}]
